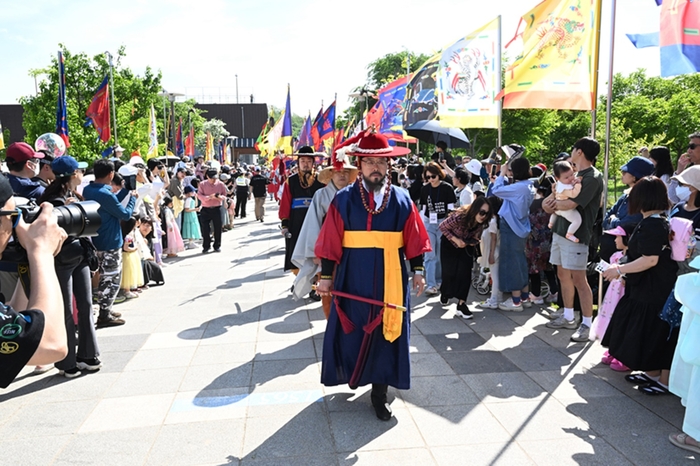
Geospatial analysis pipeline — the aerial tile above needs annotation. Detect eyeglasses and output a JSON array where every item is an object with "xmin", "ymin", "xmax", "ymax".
[
  {"xmin": 363, "ymin": 159, "xmax": 388, "ymax": 167},
  {"xmin": 689, "ymin": 143, "xmax": 699, "ymax": 150},
  {"xmin": 0, "ymin": 209, "xmax": 21, "ymax": 228},
  {"xmin": 477, "ymin": 210, "xmax": 489, "ymax": 217},
  {"xmin": 426, "ymin": 174, "xmax": 438, "ymax": 180}
]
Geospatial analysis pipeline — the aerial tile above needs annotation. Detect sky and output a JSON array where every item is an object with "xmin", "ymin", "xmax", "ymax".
[{"xmin": 1, "ymin": 0, "xmax": 661, "ymax": 129}]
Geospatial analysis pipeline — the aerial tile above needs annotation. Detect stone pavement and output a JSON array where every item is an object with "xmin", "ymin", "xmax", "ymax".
[{"xmin": 0, "ymin": 199, "xmax": 695, "ymax": 465}]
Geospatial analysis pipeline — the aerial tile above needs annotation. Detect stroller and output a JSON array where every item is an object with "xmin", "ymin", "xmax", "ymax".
[{"xmin": 471, "ymin": 265, "xmax": 551, "ymax": 298}]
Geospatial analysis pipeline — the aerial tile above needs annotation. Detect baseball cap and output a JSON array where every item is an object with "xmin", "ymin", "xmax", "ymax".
[
  {"xmin": 621, "ymin": 156, "xmax": 654, "ymax": 179},
  {"xmin": 603, "ymin": 226, "xmax": 628, "ymax": 237},
  {"xmin": 51, "ymin": 156, "xmax": 88, "ymax": 176},
  {"xmin": 184, "ymin": 185, "xmax": 197, "ymax": 194},
  {"xmin": 6, "ymin": 142, "xmax": 44, "ymax": 163}
]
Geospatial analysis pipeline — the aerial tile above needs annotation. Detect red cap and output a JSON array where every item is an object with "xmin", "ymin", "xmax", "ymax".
[
  {"xmin": 6, "ymin": 142, "xmax": 44, "ymax": 163},
  {"xmin": 344, "ymin": 126, "xmax": 410, "ymax": 158}
]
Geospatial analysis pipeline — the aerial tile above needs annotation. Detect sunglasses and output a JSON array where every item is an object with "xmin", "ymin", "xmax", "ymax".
[
  {"xmin": 426, "ymin": 174, "xmax": 438, "ymax": 180},
  {"xmin": 0, "ymin": 208, "xmax": 21, "ymax": 228},
  {"xmin": 477, "ymin": 210, "xmax": 489, "ymax": 217},
  {"xmin": 689, "ymin": 143, "xmax": 699, "ymax": 150}
]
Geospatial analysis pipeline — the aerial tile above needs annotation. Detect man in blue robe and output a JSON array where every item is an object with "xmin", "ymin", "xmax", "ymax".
[{"xmin": 316, "ymin": 129, "xmax": 430, "ymax": 420}]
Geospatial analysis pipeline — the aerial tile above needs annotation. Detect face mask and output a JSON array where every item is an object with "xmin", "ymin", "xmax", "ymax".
[
  {"xmin": 32, "ymin": 161, "xmax": 40, "ymax": 177},
  {"xmin": 677, "ymin": 186, "xmax": 692, "ymax": 202}
]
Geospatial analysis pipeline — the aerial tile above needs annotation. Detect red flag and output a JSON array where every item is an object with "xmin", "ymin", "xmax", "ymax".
[
  {"xmin": 185, "ymin": 125, "xmax": 194, "ymax": 156},
  {"xmin": 85, "ymin": 74, "xmax": 111, "ymax": 143},
  {"xmin": 309, "ymin": 107, "xmax": 323, "ymax": 150}
]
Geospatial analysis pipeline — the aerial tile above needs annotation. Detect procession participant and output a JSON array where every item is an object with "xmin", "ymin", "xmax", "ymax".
[
  {"xmin": 249, "ymin": 167, "xmax": 269, "ymax": 222},
  {"xmin": 278, "ymin": 146, "xmax": 326, "ymax": 275},
  {"xmin": 291, "ymin": 142, "xmax": 358, "ymax": 309},
  {"xmin": 315, "ymin": 128, "xmax": 431, "ymax": 421}
]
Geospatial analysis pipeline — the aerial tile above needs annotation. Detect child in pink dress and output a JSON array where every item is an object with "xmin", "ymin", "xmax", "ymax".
[
  {"xmin": 592, "ymin": 224, "xmax": 635, "ymax": 371},
  {"xmin": 163, "ymin": 196, "xmax": 185, "ymax": 257}
]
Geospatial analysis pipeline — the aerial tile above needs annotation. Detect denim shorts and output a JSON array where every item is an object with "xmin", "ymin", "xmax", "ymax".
[{"xmin": 550, "ymin": 233, "xmax": 588, "ymax": 271}]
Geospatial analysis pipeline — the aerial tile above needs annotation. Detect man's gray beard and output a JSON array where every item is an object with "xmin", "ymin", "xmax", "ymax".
[{"xmin": 362, "ymin": 174, "xmax": 384, "ymax": 192}]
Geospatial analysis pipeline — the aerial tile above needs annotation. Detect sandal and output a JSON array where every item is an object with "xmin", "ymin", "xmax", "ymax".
[
  {"xmin": 669, "ymin": 433, "xmax": 700, "ymax": 454},
  {"xmin": 639, "ymin": 381, "xmax": 670, "ymax": 396},
  {"xmin": 624, "ymin": 373, "xmax": 658, "ymax": 385}
]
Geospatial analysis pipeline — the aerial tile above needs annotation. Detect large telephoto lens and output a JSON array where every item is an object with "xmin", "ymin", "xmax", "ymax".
[{"xmin": 53, "ymin": 200, "xmax": 102, "ymax": 237}]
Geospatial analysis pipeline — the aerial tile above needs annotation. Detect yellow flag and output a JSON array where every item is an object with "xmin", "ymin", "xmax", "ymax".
[
  {"xmin": 0, "ymin": 120, "xmax": 4, "ymax": 150},
  {"xmin": 205, "ymin": 131, "xmax": 213, "ymax": 161},
  {"xmin": 501, "ymin": 0, "xmax": 601, "ymax": 110}
]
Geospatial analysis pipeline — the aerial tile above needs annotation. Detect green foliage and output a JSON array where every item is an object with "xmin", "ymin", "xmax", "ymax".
[{"xmin": 19, "ymin": 45, "xmax": 210, "ymax": 162}]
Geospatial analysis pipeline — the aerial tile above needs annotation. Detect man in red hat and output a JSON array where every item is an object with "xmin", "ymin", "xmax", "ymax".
[
  {"xmin": 278, "ymin": 146, "xmax": 325, "ymax": 277},
  {"xmin": 315, "ymin": 128, "xmax": 431, "ymax": 421}
]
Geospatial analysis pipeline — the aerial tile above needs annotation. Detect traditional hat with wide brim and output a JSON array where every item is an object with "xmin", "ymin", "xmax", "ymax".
[
  {"xmin": 293, "ymin": 145, "xmax": 325, "ymax": 160},
  {"xmin": 317, "ymin": 141, "xmax": 359, "ymax": 185},
  {"xmin": 344, "ymin": 127, "xmax": 411, "ymax": 158}
]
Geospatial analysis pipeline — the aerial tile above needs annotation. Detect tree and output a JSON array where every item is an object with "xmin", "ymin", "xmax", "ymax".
[
  {"xmin": 20, "ymin": 45, "xmax": 173, "ymax": 161},
  {"xmin": 196, "ymin": 119, "xmax": 230, "ymax": 154}
]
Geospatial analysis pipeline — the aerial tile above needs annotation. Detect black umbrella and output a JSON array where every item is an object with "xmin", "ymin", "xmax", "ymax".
[{"xmin": 404, "ymin": 120, "xmax": 470, "ymax": 149}]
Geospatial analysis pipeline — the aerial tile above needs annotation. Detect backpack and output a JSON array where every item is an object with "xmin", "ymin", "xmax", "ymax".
[{"xmin": 668, "ymin": 217, "xmax": 695, "ymax": 261}]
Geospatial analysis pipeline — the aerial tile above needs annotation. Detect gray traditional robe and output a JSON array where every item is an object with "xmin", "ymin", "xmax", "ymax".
[{"xmin": 291, "ymin": 181, "xmax": 341, "ymax": 300}]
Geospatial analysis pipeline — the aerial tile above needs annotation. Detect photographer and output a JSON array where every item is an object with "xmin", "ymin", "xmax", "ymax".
[
  {"xmin": 0, "ymin": 173, "xmax": 68, "ymax": 388},
  {"xmin": 37, "ymin": 156, "xmax": 101, "ymax": 377},
  {"xmin": 83, "ymin": 159, "xmax": 137, "ymax": 328}
]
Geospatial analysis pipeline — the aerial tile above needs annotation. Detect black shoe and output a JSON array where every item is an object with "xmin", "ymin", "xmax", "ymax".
[
  {"xmin": 202, "ymin": 249, "xmax": 211, "ymax": 254},
  {"xmin": 96, "ymin": 315, "xmax": 125, "ymax": 328},
  {"xmin": 455, "ymin": 303, "xmax": 473, "ymax": 320},
  {"xmin": 58, "ymin": 367, "xmax": 82, "ymax": 378},
  {"xmin": 371, "ymin": 384, "xmax": 392, "ymax": 421},
  {"xmin": 440, "ymin": 295, "xmax": 449, "ymax": 305},
  {"xmin": 214, "ymin": 248, "xmax": 221, "ymax": 253},
  {"xmin": 308, "ymin": 290, "xmax": 322, "ymax": 302},
  {"xmin": 76, "ymin": 357, "xmax": 102, "ymax": 371}
]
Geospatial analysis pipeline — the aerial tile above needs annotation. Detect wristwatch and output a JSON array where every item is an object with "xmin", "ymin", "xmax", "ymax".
[{"xmin": 413, "ymin": 270, "xmax": 424, "ymax": 276}]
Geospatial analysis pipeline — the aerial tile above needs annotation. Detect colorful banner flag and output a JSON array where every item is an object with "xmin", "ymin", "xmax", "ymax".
[
  {"xmin": 147, "ymin": 103, "xmax": 158, "ymax": 160},
  {"xmin": 185, "ymin": 124, "xmax": 194, "ymax": 157},
  {"xmin": 375, "ymin": 77, "xmax": 409, "ymax": 138},
  {"xmin": 437, "ymin": 17, "xmax": 501, "ymax": 128},
  {"xmin": 403, "ymin": 54, "xmax": 440, "ymax": 126},
  {"xmin": 176, "ymin": 118, "xmax": 184, "ymax": 156},
  {"xmin": 85, "ymin": 74, "xmax": 111, "ymax": 143},
  {"xmin": 56, "ymin": 51, "xmax": 70, "ymax": 147},
  {"xmin": 0, "ymin": 120, "xmax": 5, "ymax": 150},
  {"xmin": 205, "ymin": 131, "xmax": 214, "ymax": 161},
  {"xmin": 660, "ymin": 0, "xmax": 700, "ymax": 77},
  {"xmin": 500, "ymin": 0, "xmax": 601, "ymax": 110},
  {"xmin": 267, "ymin": 112, "xmax": 285, "ymax": 152},
  {"xmin": 255, "ymin": 120, "xmax": 269, "ymax": 153},
  {"xmin": 310, "ymin": 107, "xmax": 323, "ymax": 150},
  {"xmin": 297, "ymin": 115, "xmax": 312, "ymax": 147},
  {"xmin": 276, "ymin": 86, "xmax": 293, "ymax": 154},
  {"xmin": 317, "ymin": 100, "xmax": 336, "ymax": 142}
]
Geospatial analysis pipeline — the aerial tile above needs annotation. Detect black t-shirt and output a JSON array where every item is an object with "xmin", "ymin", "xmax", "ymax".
[
  {"xmin": 0, "ymin": 304, "xmax": 45, "ymax": 388},
  {"xmin": 250, "ymin": 175, "xmax": 269, "ymax": 198},
  {"xmin": 419, "ymin": 181, "xmax": 457, "ymax": 219}
]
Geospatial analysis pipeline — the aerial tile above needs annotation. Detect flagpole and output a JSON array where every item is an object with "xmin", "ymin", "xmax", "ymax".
[
  {"xmin": 496, "ymin": 15, "xmax": 503, "ymax": 148},
  {"xmin": 590, "ymin": 0, "xmax": 604, "ymax": 138},
  {"xmin": 600, "ymin": 0, "xmax": 617, "ymax": 310},
  {"xmin": 105, "ymin": 52, "xmax": 119, "ymax": 147}
]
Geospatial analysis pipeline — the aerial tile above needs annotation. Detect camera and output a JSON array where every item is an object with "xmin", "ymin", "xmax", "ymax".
[{"xmin": 17, "ymin": 199, "xmax": 102, "ymax": 238}]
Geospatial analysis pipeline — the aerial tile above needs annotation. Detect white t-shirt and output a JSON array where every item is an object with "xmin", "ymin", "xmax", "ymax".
[
  {"xmin": 479, "ymin": 217, "xmax": 500, "ymax": 267},
  {"xmin": 456, "ymin": 186, "xmax": 473, "ymax": 207}
]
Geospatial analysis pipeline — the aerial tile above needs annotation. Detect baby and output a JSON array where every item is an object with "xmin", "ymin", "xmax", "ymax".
[{"xmin": 548, "ymin": 160, "xmax": 582, "ymax": 243}]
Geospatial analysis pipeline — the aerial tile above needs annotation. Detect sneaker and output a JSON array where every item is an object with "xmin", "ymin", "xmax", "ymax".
[
  {"xmin": 477, "ymin": 300, "xmax": 498, "ymax": 310},
  {"xmin": 214, "ymin": 248, "xmax": 221, "ymax": 253},
  {"xmin": 32, "ymin": 365, "xmax": 53, "ymax": 375},
  {"xmin": 124, "ymin": 291, "xmax": 139, "ymax": 299},
  {"xmin": 529, "ymin": 294, "xmax": 545, "ymax": 305},
  {"xmin": 440, "ymin": 295, "xmax": 449, "ymax": 305},
  {"xmin": 548, "ymin": 292, "xmax": 559, "ymax": 304},
  {"xmin": 202, "ymin": 249, "xmax": 211, "ymax": 254},
  {"xmin": 571, "ymin": 323, "xmax": 591, "ymax": 342},
  {"xmin": 455, "ymin": 303, "xmax": 473, "ymax": 319},
  {"xmin": 521, "ymin": 298, "xmax": 533, "ymax": 308},
  {"xmin": 544, "ymin": 307, "xmax": 563, "ymax": 320},
  {"xmin": 498, "ymin": 298, "xmax": 523, "ymax": 312},
  {"xmin": 425, "ymin": 286, "xmax": 439, "ymax": 296},
  {"xmin": 113, "ymin": 295, "xmax": 127, "ymax": 305},
  {"xmin": 58, "ymin": 367, "xmax": 81, "ymax": 378},
  {"xmin": 76, "ymin": 357, "xmax": 102, "ymax": 371},
  {"xmin": 546, "ymin": 315, "xmax": 578, "ymax": 330},
  {"xmin": 96, "ymin": 315, "xmax": 126, "ymax": 328}
]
